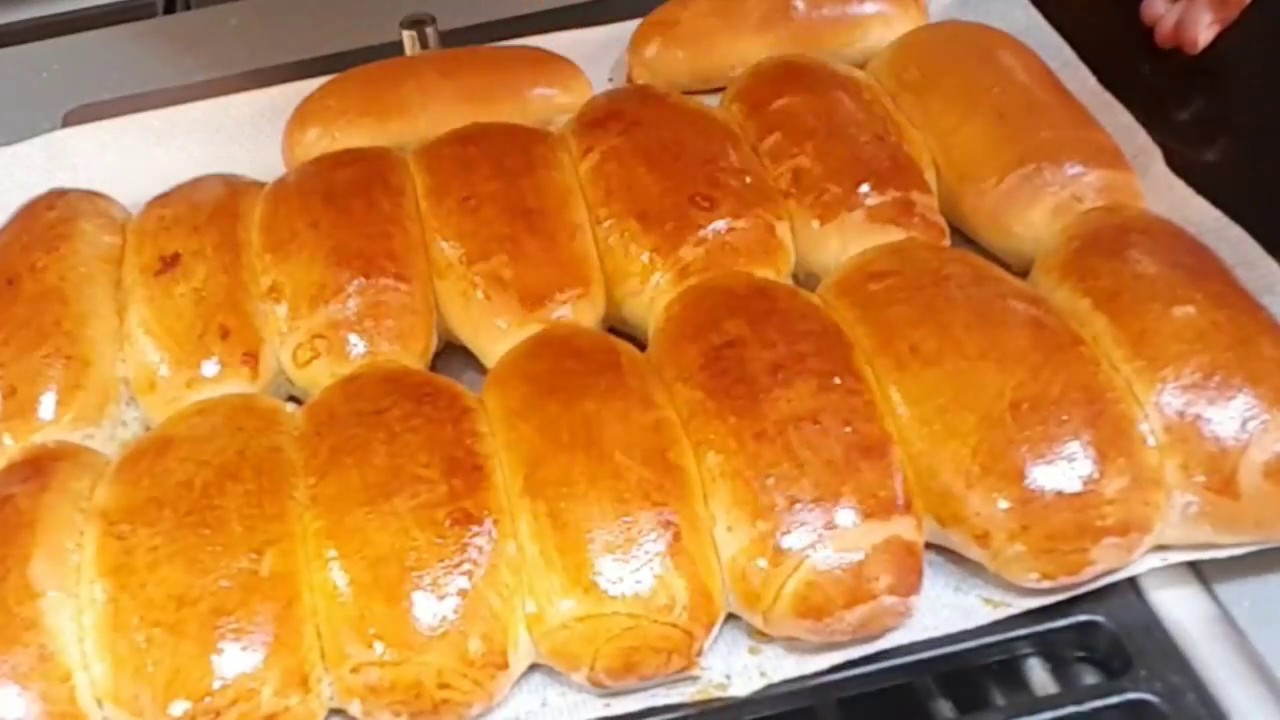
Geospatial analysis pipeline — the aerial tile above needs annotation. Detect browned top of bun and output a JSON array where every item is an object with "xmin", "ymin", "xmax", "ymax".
[
  {"xmin": 410, "ymin": 122, "xmax": 605, "ymax": 367},
  {"xmin": 567, "ymin": 84, "xmax": 793, "ymax": 336},
  {"xmin": 819, "ymin": 242, "xmax": 1166, "ymax": 587},
  {"xmin": 867, "ymin": 20, "xmax": 1142, "ymax": 271},
  {"xmin": 0, "ymin": 442, "xmax": 109, "ymax": 720},
  {"xmin": 299, "ymin": 363, "xmax": 529, "ymax": 717},
  {"xmin": 0, "ymin": 190, "xmax": 127, "ymax": 464},
  {"xmin": 650, "ymin": 272, "xmax": 922, "ymax": 641},
  {"xmin": 283, "ymin": 45, "xmax": 593, "ymax": 168},
  {"xmin": 122, "ymin": 175, "xmax": 274, "ymax": 423},
  {"xmin": 1032, "ymin": 206, "xmax": 1280, "ymax": 543},
  {"xmin": 254, "ymin": 147, "xmax": 436, "ymax": 396},
  {"xmin": 628, "ymin": 0, "xmax": 927, "ymax": 92},
  {"xmin": 725, "ymin": 55, "xmax": 936, "ymax": 226},
  {"xmin": 83, "ymin": 394, "xmax": 321, "ymax": 719}
]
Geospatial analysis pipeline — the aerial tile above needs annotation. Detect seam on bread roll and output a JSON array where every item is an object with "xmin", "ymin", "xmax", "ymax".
[{"xmin": 282, "ymin": 45, "xmax": 593, "ymax": 168}]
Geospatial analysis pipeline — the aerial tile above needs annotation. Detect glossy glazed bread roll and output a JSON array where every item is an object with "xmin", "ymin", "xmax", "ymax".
[
  {"xmin": 628, "ymin": 0, "xmax": 927, "ymax": 93},
  {"xmin": 650, "ymin": 272, "xmax": 923, "ymax": 642},
  {"xmin": 0, "ymin": 443, "xmax": 110, "ymax": 720},
  {"xmin": 867, "ymin": 21, "xmax": 1143, "ymax": 272},
  {"xmin": 82, "ymin": 394, "xmax": 321, "ymax": 719},
  {"xmin": 723, "ymin": 55, "xmax": 948, "ymax": 284},
  {"xmin": 1031, "ymin": 206, "xmax": 1280, "ymax": 544},
  {"xmin": 483, "ymin": 325, "xmax": 724, "ymax": 688},
  {"xmin": 410, "ymin": 122, "xmax": 606, "ymax": 367},
  {"xmin": 122, "ymin": 175, "xmax": 277, "ymax": 423},
  {"xmin": 0, "ymin": 190, "xmax": 129, "ymax": 466},
  {"xmin": 819, "ymin": 243, "xmax": 1167, "ymax": 588},
  {"xmin": 283, "ymin": 45, "xmax": 592, "ymax": 168},
  {"xmin": 299, "ymin": 363, "xmax": 531, "ymax": 718},
  {"xmin": 567, "ymin": 85, "xmax": 794, "ymax": 339},
  {"xmin": 254, "ymin": 147, "xmax": 436, "ymax": 396}
]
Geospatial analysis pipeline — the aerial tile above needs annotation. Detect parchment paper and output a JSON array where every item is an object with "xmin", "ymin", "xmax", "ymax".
[{"xmin": 0, "ymin": 1, "xmax": 1275, "ymax": 718}]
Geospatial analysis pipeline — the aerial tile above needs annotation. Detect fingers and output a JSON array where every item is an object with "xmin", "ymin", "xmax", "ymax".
[
  {"xmin": 1142, "ymin": 0, "xmax": 1252, "ymax": 55},
  {"xmin": 1140, "ymin": 0, "xmax": 1173, "ymax": 27}
]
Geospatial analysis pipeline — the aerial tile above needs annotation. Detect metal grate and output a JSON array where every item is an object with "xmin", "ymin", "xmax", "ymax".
[{"xmin": 623, "ymin": 582, "xmax": 1221, "ymax": 720}]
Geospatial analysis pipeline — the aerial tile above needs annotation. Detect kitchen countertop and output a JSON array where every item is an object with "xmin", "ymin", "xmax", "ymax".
[{"xmin": 1, "ymin": 0, "xmax": 1277, "ymax": 713}]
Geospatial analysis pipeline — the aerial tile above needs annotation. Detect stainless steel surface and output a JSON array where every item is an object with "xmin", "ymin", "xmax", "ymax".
[
  {"xmin": 1197, "ymin": 549, "xmax": 1280, "ymax": 679},
  {"xmin": 0, "ymin": 0, "xmax": 131, "ymax": 25},
  {"xmin": 0, "ymin": 0, "xmax": 592, "ymax": 144}
]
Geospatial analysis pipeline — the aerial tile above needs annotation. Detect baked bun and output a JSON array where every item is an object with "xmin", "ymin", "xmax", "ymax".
[
  {"xmin": 410, "ymin": 122, "xmax": 606, "ymax": 367},
  {"xmin": 0, "ymin": 443, "xmax": 110, "ymax": 719},
  {"xmin": 1031, "ymin": 206, "xmax": 1280, "ymax": 545},
  {"xmin": 483, "ymin": 325, "xmax": 724, "ymax": 688},
  {"xmin": 650, "ymin": 272, "xmax": 922, "ymax": 642},
  {"xmin": 723, "ymin": 55, "xmax": 947, "ymax": 284},
  {"xmin": 0, "ymin": 190, "xmax": 129, "ymax": 465},
  {"xmin": 627, "ymin": 0, "xmax": 927, "ymax": 93},
  {"xmin": 283, "ymin": 46, "xmax": 592, "ymax": 168},
  {"xmin": 253, "ymin": 147, "xmax": 437, "ymax": 397},
  {"xmin": 122, "ymin": 175, "xmax": 277, "ymax": 423},
  {"xmin": 819, "ymin": 243, "xmax": 1166, "ymax": 588},
  {"xmin": 82, "ymin": 394, "xmax": 322, "ymax": 719},
  {"xmin": 299, "ymin": 363, "xmax": 531, "ymax": 717},
  {"xmin": 867, "ymin": 21, "xmax": 1143, "ymax": 272},
  {"xmin": 566, "ymin": 85, "xmax": 794, "ymax": 339}
]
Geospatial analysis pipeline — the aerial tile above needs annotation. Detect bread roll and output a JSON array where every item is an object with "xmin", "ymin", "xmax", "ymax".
[
  {"xmin": 818, "ymin": 242, "xmax": 1166, "ymax": 588},
  {"xmin": 82, "ymin": 394, "xmax": 322, "ymax": 719},
  {"xmin": 649, "ymin": 272, "xmax": 922, "ymax": 642},
  {"xmin": 0, "ymin": 443, "xmax": 110, "ymax": 719},
  {"xmin": 283, "ymin": 46, "xmax": 592, "ymax": 168},
  {"xmin": 254, "ymin": 147, "xmax": 436, "ymax": 397},
  {"xmin": 0, "ymin": 190, "xmax": 128, "ymax": 466},
  {"xmin": 299, "ymin": 363, "xmax": 531, "ymax": 717},
  {"xmin": 722, "ymin": 55, "xmax": 947, "ymax": 284},
  {"xmin": 482, "ymin": 325, "xmax": 723, "ymax": 688},
  {"xmin": 122, "ymin": 175, "xmax": 277, "ymax": 424},
  {"xmin": 866, "ymin": 21, "xmax": 1143, "ymax": 272},
  {"xmin": 567, "ymin": 85, "xmax": 794, "ymax": 339},
  {"xmin": 627, "ymin": 0, "xmax": 927, "ymax": 93},
  {"xmin": 1031, "ymin": 206, "xmax": 1280, "ymax": 544},
  {"xmin": 410, "ymin": 122, "xmax": 606, "ymax": 368}
]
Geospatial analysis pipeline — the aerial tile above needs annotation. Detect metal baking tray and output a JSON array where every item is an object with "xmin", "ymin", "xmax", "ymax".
[{"xmin": 54, "ymin": 1, "xmax": 1231, "ymax": 718}]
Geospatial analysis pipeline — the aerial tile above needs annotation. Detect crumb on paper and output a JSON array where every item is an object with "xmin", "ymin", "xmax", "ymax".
[
  {"xmin": 690, "ymin": 681, "xmax": 731, "ymax": 702},
  {"xmin": 747, "ymin": 644, "xmax": 763, "ymax": 656},
  {"xmin": 981, "ymin": 596, "xmax": 1015, "ymax": 611}
]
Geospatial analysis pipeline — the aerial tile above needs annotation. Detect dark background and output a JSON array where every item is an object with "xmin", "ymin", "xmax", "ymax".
[{"xmin": 1034, "ymin": 0, "xmax": 1278, "ymax": 261}]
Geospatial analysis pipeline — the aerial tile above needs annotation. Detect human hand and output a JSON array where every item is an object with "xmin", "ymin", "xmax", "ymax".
[{"xmin": 1140, "ymin": 0, "xmax": 1252, "ymax": 54}]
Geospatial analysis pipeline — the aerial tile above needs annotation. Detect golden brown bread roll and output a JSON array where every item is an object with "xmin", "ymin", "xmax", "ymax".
[
  {"xmin": 409, "ymin": 122, "xmax": 606, "ymax": 368},
  {"xmin": 866, "ymin": 20, "xmax": 1144, "ymax": 272},
  {"xmin": 722, "ymin": 54, "xmax": 948, "ymax": 284},
  {"xmin": 82, "ymin": 394, "xmax": 323, "ymax": 719},
  {"xmin": 818, "ymin": 242, "xmax": 1167, "ymax": 588},
  {"xmin": 649, "ymin": 272, "xmax": 922, "ymax": 642},
  {"xmin": 627, "ymin": 0, "xmax": 927, "ymax": 93},
  {"xmin": 1030, "ymin": 206, "xmax": 1280, "ymax": 545},
  {"xmin": 122, "ymin": 175, "xmax": 278, "ymax": 424},
  {"xmin": 566, "ymin": 85, "xmax": 794, "ymax": 339},
  {"xmin": 0, "ymin": 443, "xmax": 110, "ymax": 720},
  {"xmin": 283, "ymin": 45, "xmax": 593, "ymax": 168},
  {"xmin": 299, "ymin": 363, "xmax": 531, "ymax": 718},
  {"xmin": 254, "ymin": 147, "xmax": 437, "ymax": 397},
  {"xmin": 0, "ymin": 190, "xmax": 129, "ymax": 466},
  {"xmin": 482, "ymin": 325, "xmax": 724, "ymax": 688}
]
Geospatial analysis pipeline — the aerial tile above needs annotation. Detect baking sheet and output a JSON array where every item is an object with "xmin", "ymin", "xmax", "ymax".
[{"xmin": 1, "ymin": 1, "xmax": 1277, "ymax": 718}]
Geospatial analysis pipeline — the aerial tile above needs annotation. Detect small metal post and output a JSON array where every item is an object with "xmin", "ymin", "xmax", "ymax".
[{"xmin": 399, "ymin": 13, "xmax": 442, "ymax": 56}]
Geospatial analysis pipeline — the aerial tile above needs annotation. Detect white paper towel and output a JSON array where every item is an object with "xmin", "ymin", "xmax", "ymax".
[{"xmin": 1, "ymin": 2, "xmax": 1276, "ymax": 718}]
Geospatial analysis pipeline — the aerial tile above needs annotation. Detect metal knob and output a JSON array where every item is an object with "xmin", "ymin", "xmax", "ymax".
[{"xmin": 399, "ymin": 13, "xmax": 442, "ymax": 56}]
